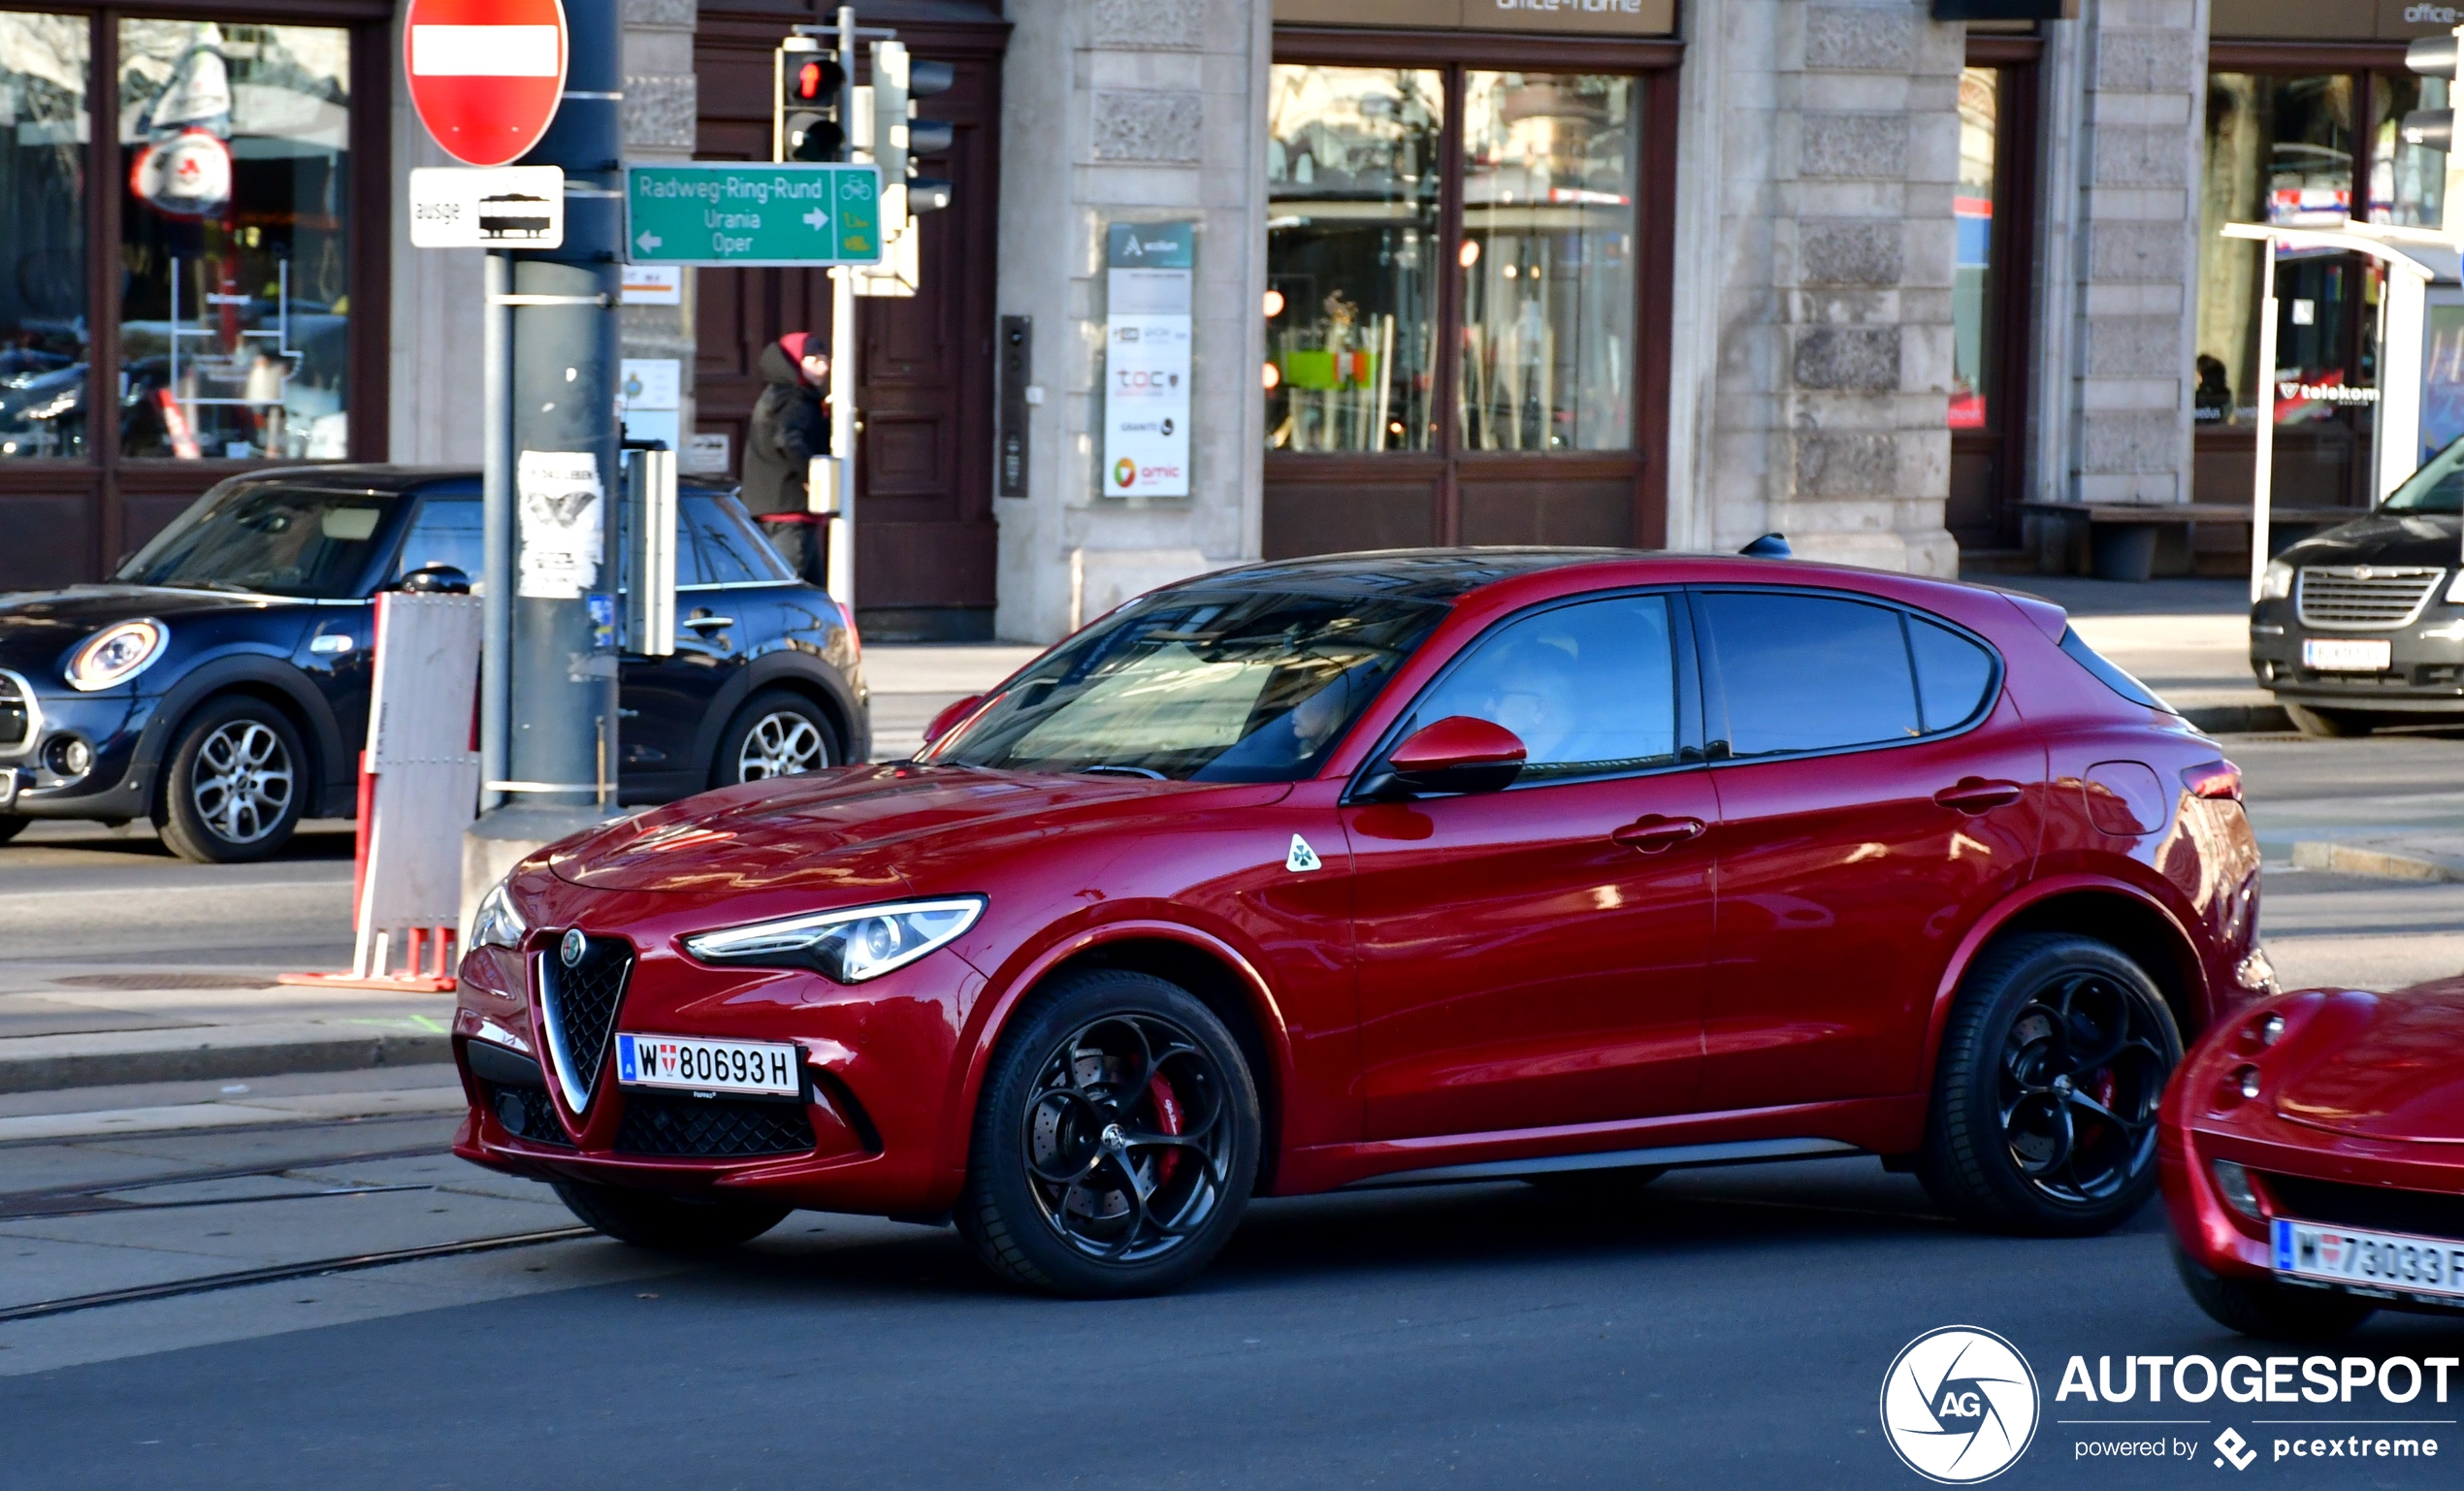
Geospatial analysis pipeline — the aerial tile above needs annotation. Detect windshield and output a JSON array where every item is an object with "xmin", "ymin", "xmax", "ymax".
[
  {"xmin": 116, "ymin": 483, "xmax": 397, "ymax": 598},
  {"xmin": 926, "ymin": 589, "xmax": 1446, "ymax": 782},
  {"xmin": 2381, "ymin": 434, "xmax": 2464, "ymax": 514}
]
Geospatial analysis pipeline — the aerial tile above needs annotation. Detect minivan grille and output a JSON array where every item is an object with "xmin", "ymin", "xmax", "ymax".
[
  {"xmin": 537, "ymin": 935, "xmax": 633, "ymax": 1110},
  {"xmin": 2296, "ymin": 567, "xmax": 2443, "ymax": 630},
  {"xmin": 0, "ymin": 673, "xmax": 27, "ymax": 750},
  {"xmin": 615, "ymin": 1092, "xmax": 816, "ymax": 1158}
]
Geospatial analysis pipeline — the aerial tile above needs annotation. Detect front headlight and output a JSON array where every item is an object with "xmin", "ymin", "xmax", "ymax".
[
  {"xmin": 2259, "ymin": 560, "xmax": 2294, "ymax": 601},
  {"xmin": 65, "ymin": 618, "xmax": 168, "ymax": 691},
  {"xmin": 470, "ymin": 880, "xmax": 528, "ymax": 951},
  {"xmin": 682, "ymin": 896, "xmax": 985, "ymax": 983},
  {"xmin": 2446, "ymin": 569, "xmax": 2464, "ymax": 603}
]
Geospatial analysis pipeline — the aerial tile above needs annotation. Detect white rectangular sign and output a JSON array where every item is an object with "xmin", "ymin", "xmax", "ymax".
[
  {"xmin": 621, "ymin": 264, "xmax": 684, "ymax": 305},
  {"xmin": 516, "ymin": 450, "xmax": 604, "ymax": 600},
  {"xmin": 1102, "ymin": 222, "xmax": 1193, "ymax": 499},
  {"xmin": 408, "ymin": 166, "xmax": 565, "ymax": 249}
]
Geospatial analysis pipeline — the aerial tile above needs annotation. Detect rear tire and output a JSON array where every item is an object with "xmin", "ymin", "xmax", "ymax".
[
  {"xmin": 1919, "ymin": 933, "xmax": 2180, "ymax": 1237},
  {"xmin": 712, "ymin": 689, "xmax": 838, "ymax": 788},
  {"xmin": 2284, "ymin": 702, "xmax": 2374, "ymax": 738},
  {"xmin": 2173, "ymin": 1240, "xmax": 2376, "ymax": 1341},
  {"xmin": 154, "ymin": 696, "xmax": 307, "ymax": 863},
  {"xmin": 552, "ymin": 1180, "xmax": 790, "ymax": 1253},
  {"xmin": 956, "ymin": 967, "xmax": 1260, "ymax": 1298}
]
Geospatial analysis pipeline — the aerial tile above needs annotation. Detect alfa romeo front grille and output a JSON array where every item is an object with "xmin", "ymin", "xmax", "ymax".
[
  {"xmin": 2295, "ymin": 567, "xmax": 2443, "ymax": 630},
  {"xmin": 0, "ymin": 672, "xmax": 28, "ymax": 751},
  {"xmin": 536, "ymin": 935, "xmax": 634, "ymax": 1111},
  {"xmin": 615, "ymin": 1092, "xmax": 816, "ymax": 1158},
  {"xmin": 2264, "ymin": 1172, "xmax": 2464, "ymax": 1241}
]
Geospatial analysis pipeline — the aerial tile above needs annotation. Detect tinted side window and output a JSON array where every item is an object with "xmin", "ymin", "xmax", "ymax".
[
  {"xmin": 395, "ymin": 497, "xmax": 484, "ymax": 583},
  {"xmin": 1701, "ymin": 592, "xmax": 1918, "ymax": 757},
  {"xmin": 1406, "ymin": 594, "xmax": 1678, "ymax": 780},
  {"xmin": 683, "ymin": 494, "xmax": 792, "ymax": 585},
  {"xmin": 1910, "ymin": 616, "xmax": 1997, "ymax": 731}
]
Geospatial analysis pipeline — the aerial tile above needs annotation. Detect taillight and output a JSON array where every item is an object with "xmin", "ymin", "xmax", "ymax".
[{"xmin": 2182, "ymin": 759, "xmax": 2241, "ymax": 802}]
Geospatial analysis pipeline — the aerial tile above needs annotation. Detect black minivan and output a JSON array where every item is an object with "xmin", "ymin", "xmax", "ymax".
[{"xmin": 0, "ymin": 467, "xmax": 867, "ymax": 861}]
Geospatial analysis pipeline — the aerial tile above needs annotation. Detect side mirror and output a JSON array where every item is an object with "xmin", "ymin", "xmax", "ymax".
[
  {"xmin": 396, "ymin": 564, "xmax": 472, "ymax": 595},
  {"xmin": 921, "ymin": 694, "xmax": 983, "ymax": 749},
  {"xmin": 1364, "ymin": 715, "xmax": 1526, "ymax": 799}
]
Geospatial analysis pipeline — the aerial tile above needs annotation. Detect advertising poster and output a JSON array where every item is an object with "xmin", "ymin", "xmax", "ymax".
[{"xmin": 1102, "ymin": 221, "xmax": 1193, "ymax": 498}]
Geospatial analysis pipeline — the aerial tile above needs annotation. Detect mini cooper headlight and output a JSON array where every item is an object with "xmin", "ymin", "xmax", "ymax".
[
  {"xmin": 470, "ymin": 880, "xmax": 529, "ymax": 952},
  {"xmin": 65, "ymin": 619, "xmax": 167, "ymax": 692},
  {"xmin": 683, "ymin": 896, "xmax": 985, "ymax": 983}
]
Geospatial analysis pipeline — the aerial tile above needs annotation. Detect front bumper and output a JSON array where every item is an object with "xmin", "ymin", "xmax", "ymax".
[
  {"xmin": 0, "ymin": 684, "xmax": 160, "ymax": 819},
  {"xmin": 2250, "ymin": 596, "xmax": 2464, "ymax": 709}
]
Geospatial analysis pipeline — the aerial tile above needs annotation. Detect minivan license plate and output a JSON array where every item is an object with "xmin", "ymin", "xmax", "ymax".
[
  {"xmin": 2274, "ymin": 1217, "xmax": 2464, "ymax": 1301},
  {"xmin": 2303, "ymin": 637, "xmax": 2391, "ymax": 671},
  {"xmin": 616, "ymin": 1032, "xmax": 798, "ymax": 1096}
]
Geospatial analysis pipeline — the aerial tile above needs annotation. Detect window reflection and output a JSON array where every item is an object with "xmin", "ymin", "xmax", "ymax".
[
  {"xmin": 1458, "ymin": 72, "xmax": 1636, "ymax": 452},
  {"xmin": 1951, "ymin": 67, "xmax": 1995, "ymax": 432},
  {"xmin": 0, "ymin": 14, "xmax": 87, "ymax": 461},
  {"xmin": 1265, "ymin": 66, "xmax": 1442, "ymax": 453},
  {"xmin": 118, "ymin": 20, "xmax": 349, "ymax": 462}
]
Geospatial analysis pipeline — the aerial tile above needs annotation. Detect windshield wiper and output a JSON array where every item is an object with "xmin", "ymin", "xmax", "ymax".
[{"xmin": 1078, "ymin": 764, "xmax": 1167, "ymax": 780}]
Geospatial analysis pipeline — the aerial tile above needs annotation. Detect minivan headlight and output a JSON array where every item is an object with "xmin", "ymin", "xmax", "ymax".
[
  {"xmin": 2259, "ymin": 560, "xmax": 2294, "ymax": 601},
  {"xmin": 2446, "ymin": 568, "xmax": 2464, "ymax": 604},
  {"xmin": 683, "ymin": 896, "xmax": 985, "ymax": 983},
  {"xmin": 65, "ymin": 619, "xmax": 167, "ymax": 691},
  {"xmin": 470, "ymin": 880, "xmax": 528, "ymax": 951}
]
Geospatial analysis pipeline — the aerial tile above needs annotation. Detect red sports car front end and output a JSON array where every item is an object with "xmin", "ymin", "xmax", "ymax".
[{"xmin": 2161, "ymin": 980, "xmax": 2464, "ymax": 1338}]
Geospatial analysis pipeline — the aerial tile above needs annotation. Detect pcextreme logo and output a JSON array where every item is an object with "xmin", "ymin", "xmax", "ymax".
[{"xmin": 1881, "ymin": 1326, "xmax": 2041, "ymax": 1483}]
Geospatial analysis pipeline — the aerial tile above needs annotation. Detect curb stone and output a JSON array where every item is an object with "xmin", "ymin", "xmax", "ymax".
[
  {"xmin": 2289, "ymin": 841, "xmax": 2464, "ymax": 884},
  {"xmin": 0, "ymin": 1030, "xmax": 452, "ymax": 1095}
]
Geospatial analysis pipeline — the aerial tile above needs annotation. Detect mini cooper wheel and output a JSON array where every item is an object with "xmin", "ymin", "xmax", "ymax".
[
  {"xmin": 2172, "ymin": 1239, "xmax": 2376, "ymax": 1341},
  {"xmin": 155, "ymin": 696, "xmax": 306, "ymax": 863},
  {"xmin": 1919, "ymin": 933, "xmax": 2181, "ymax": 1236},
  {"xmin": 714, "ymin": 689, "xmax": 838, "ymax": 787},
  {"xmin": 957, "ymin": 969, "xmax": 1260, "ymax": 1298},
  {"xmin": 551, "ymin": 1180, "xmax": 791, "ymax": 1253}
]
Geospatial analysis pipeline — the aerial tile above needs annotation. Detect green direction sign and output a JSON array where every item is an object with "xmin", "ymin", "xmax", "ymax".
[{"xmin": 624, "ymin": 163, "xmax": 882, "ymax": 267}]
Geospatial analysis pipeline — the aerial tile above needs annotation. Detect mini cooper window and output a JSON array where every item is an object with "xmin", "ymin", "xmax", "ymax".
[
  {"xmin": 1702, "ymin": 592, "xmax": 1997, "ymax": 758},
  {"xmin": 117, "ymin": 482, "xmax": 394, "ymax": 598},
  {"xmin": 683, "ymin": 494, "xmax": 793, "ymax": 585},
  {"xmin": 396, "ymin": 497, "xmax": 483, "ymax": 582},
  {"xmin": 1402, "ymin": 594, "xmax": 1678, "ymax": 780},
  {"xmin": 930, "ymin": 589, "xmax": 1445, "ymax": 782}
]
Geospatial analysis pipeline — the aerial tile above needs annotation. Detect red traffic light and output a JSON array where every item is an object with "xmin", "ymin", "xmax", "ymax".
[{"xmin": 788, "ymin": 55, "xmax": 844, "ymax": 103}]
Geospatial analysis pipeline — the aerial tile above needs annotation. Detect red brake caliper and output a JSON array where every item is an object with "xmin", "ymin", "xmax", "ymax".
[{"xmin": 1147, "ymin": 1074, "xmax": 1183, "ymax": 1186}]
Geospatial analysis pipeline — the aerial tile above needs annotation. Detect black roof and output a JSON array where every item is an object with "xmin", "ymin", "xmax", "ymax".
[{"xmin": 1168, "ymin": 548, "xmax": 1656, "ymax": 602}]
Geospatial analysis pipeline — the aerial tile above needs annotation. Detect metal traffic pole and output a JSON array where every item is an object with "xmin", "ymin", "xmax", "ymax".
[
  {"xmin": 479, "ymin": 249, "xmax": 511, "ymax": 814},
  {"xmin": 827, "ymin": 2, "xmax": 859, "ymax": 613}
]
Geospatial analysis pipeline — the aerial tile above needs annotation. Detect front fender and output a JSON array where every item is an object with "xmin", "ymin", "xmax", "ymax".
[{"xmin": 132, "ymin": 651, "xmax": 351, "ymax": 814}]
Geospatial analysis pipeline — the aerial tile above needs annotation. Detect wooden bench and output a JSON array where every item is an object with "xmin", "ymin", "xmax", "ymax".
[{"xmin": 2018, "ymin": 502, "xmax": 2360, "ymax": 581}]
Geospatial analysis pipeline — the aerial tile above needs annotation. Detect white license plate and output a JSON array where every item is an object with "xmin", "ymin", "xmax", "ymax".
[
  {"xmin": 2303, "ymin": 637, "xmax": 2392, "ymax": 671},
  {"xmin": 615, "ymin": 1032, "xmax": 799, "ymax": 1097},
  {"xmin": 2274, "ymin": 1217, "xmax": 2464, "ymax": 1301}
]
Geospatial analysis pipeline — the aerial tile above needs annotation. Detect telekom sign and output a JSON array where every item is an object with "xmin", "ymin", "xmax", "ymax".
[{"xmin": 404, "ymin": 0, "xmax": 569, "ymax": 168}]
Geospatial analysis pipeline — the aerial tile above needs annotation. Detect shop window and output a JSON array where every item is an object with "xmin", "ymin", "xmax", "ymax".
[
  {"xmin": 0, "ymin": 15, "xmax": 89, "ymax": 462},
  {"xmin": 1456, "ymin": 72, "xmax": 1637, "ymax": 453},
  {"xmin": 2368, "ymin": 71, "xmax": 2447, "ymax": 228},
  {"xmin": 1951, "ymin": 67, "xmax": 1996, "ymax": 432},
  {"xmin": 1265, "ymin": 66, "xmax": 1443, "ymax": 454},
  {"xmin": 116, "ymin": 20, "xmax": 350, "ymax": 462}
]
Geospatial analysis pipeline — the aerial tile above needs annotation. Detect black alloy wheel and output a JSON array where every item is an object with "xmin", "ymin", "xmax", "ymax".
[
  {"xmin": 154, "ymin": 695, "xmax": 307, "ymax": 863},
  {"xmin": 958, "ymin": 968, "xmax": 1259, "ymax": 1297},
  {"xmin": 713, "ymin": 688, "xmax": 837, "ymax": 787},
  {"xmin": 1919, "ymin": 933, "xmax": 2181, "ymax": 1236},
  {"xmin": 551, "ymin": 1179, "xmax": 791, "ymax": 1253}
]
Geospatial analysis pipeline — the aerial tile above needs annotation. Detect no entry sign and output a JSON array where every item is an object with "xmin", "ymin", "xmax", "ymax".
[{"xmin": 404, "ymin": 0, "xmax": 568, "ymax": 168}]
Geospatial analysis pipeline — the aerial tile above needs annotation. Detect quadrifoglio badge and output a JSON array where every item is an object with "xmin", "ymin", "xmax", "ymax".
[{"xmin": 1882, "ymin": 1328, "xmax": 2460, "ymax": 1479}]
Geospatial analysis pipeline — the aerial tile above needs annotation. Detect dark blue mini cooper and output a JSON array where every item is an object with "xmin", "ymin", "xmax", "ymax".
[{"xmin": 0, "ymin": 467, "xmax": 867, "ymax": 861}]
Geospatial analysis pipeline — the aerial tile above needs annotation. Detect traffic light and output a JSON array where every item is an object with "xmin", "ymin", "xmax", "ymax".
[
  {"xmin": 2403, "ymin": 34, "xmax": 2454, "ymax": 151},
  {"xmin": 774, "ymin": 40, "xmax": 845, "ymax": 164},
  {"xmin": 869, "ymin": 41, "xmax": 956, "ymax": 221}
]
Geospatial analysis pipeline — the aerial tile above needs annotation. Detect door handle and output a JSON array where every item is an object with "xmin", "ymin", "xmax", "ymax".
[
  {"xmin": 682, "ymin": 614, "xmax": 734, "ymax": 631},
  {"xmin": 1934, "ymin": 778, "xmax": 2024, "ymax": 814},
  {"xmin": 1612, "ymin": 815, "xmax": 1706, "ymax": 853}
]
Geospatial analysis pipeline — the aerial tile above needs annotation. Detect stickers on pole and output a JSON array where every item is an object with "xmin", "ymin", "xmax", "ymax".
[
  {"xmin": 1102, "ymin": 222, "xmax": 1193, "ymax": 499},
  {"xmin": 408, "ymin": 166, "xmax": 566, "ymax": 248},
  {"xmin": 516, "ymin": 451, "xmax": 604, "ymax": 599}
]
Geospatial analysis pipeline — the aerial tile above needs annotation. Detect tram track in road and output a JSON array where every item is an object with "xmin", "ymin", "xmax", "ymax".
[{"xmin": 0, "ymin": 1139, "xmax": 451, "ymax": 1218}]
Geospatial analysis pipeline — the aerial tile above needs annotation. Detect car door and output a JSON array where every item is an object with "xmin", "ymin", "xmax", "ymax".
[
  {"xmin": 1692, "ymin": 587, "xmax": 2044, "ymax": 1112},
  {"xmin": 299, "ymin": 490, "xmax": 483, "ymax": 753},
  {"xmin": 1347, "ymin": 591, "xmax": 1718, "ymax": 1141}
]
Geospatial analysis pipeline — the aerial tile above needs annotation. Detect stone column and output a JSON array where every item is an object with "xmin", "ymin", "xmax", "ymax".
[
  {"xmin": 621, "ymin": 0, "xmax": 699, "ymax": 442},
  {"xmin": 992, "ymin": 0, "xmax": 1268, "ymax": 643},
  {"xmin": 1669, "ymin": 0, "xmax": 1963, "ymax": 577}
]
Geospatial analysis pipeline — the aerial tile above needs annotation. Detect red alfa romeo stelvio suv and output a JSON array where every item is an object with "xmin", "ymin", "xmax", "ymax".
[{"xmin": 451, "ymin": 549, "xmax": 2272, "ymax": 1296}]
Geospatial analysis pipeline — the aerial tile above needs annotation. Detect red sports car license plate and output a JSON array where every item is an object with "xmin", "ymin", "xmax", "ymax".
[
  {"xmin": 2274, "ymin": 1217, "xmax": 2464, "ymax": 1301},
  {"xmin": 615, "ymin": 1032, "xmax": 799, "ymax": 1096}
]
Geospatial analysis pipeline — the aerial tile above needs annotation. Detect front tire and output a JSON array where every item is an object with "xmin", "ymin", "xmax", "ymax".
[
  {"xmin": 2284, "ymin": 702, "xmax": 2374, "ymax": 737},
  {"xmin": 552, "ymin": 1180, "xmax": 790, "ymax": 1253},
  {"xmin": 1919, "ymin": 933, "xmax": 2181, "ymax": 1237},
  {"xmin": 712, "ymin": 689, "xmax": 838, "ymax": 788},
  {"xmin": 154, "ymin": 696, "xmax": 307, "ymax": 863},
  {"xmin": 2173, "ymin": 1240, "xmax": 2376, "ymax": 1341},
  {"xmin": 957, "ymin": 968, "xmax": 1260, "ymax": 1298}
]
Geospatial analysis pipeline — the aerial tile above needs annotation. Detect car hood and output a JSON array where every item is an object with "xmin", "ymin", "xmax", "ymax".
[
  {"xmin": 0, "ymin": 585, "xmax": 307, "ymax": 675},
  {"xmin": 2280, "ymin": 512, "xmax": 2463, "ymax": 570},
  {"xmin": 2274, "ymin": 984, "xmax": 2464, "ymax": 1145},
  {"xmin": 549, "ymin": 762, "xmax": 1281, "ymax": 893}
]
